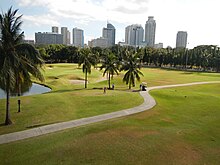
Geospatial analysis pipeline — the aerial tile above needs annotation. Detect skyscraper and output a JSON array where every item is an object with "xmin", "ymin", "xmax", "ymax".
[
  {"xmin": 52, "ymin": 26, "xmax": 59, "ymax": 33},
  {"xmin": 67, "ymin": 30, "xmax": 71, "ymax": 45},
  {"xmin": 35, "ymin": 32, "xmax": 63, "ymax": 45},
  {"xmin": 125, "ymin": 24, "xmax": 144, "ymax": 47},
  {"xmin": 102, "ymin": 22, "xmax": 116, "ymax": 47},
  {"xmin": 72, "ymin": 27, "xmax": 84, "ymax": 48},
  {"xmin": 176, "ymin": 31, "xmax": 188, "ymax": 48},
  {"xmin": 61, "ymin": 27, "xmax": 68, "ymax": 45},
  {"xmin": 145, "ymin": 16, "xmax": 156, "ymax": 47}
]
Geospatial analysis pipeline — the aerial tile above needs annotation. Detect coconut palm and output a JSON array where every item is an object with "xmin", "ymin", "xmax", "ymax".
[
  {"xmin": 78, "ymin": 48, "xmax": 96, "ymax": 88},
  {"xmin": 15, "ymin": 43, "xmax": 44, "ymax": 112},
  {"xmin": 100, "ymin": 52, "xmax": 119, "ymax": 89},
  {"xmin": 121, "ymin": 50, "xmax": 143, "ymax": 89},
  {"xmin": 0, "ymin": 7, "xmax": 44, "ymax": 124}
]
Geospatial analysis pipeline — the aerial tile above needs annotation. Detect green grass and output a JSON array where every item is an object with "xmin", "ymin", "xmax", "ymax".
[
  {"xmin": 1, "ymin": 84, "xmax": 220, "ymax": 164},
  {"xmin": 0, "ymin": 63, "xmax": 220, "ymax": 136}
]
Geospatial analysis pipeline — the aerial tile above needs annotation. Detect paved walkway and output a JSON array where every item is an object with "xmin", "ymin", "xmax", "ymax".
[{"xmin": 0, "ymin": 81, "xmax": 219, "ymax": 144}]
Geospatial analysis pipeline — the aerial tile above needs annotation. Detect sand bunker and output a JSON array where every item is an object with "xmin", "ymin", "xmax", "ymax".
[{"xmin": 69, "ymin": 80, "xmax": 85, "ymax": 84}]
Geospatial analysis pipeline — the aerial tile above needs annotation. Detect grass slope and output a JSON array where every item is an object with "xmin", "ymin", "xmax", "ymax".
[
  {"xmin": 0, "ymin": 64, "xmax": 220, "ymax": 135},
  {"xmin": 0, "ymin": 84, "xmax": 219, "ymax": 165}
]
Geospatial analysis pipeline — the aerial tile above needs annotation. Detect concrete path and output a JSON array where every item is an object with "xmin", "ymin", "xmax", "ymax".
[{"xmin": 0, "ymin": 81, "xmax": 219, "ymax": 144}]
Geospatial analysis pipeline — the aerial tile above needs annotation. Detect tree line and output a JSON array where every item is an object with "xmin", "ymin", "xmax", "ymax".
[{"xmin": 38, "ymin": 44, "xmax": 220, "ymax": 73}]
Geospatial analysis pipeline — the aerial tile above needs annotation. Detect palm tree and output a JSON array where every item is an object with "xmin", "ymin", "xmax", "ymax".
[
  {"xmin": 15, "ymin": 43, "xmax": 44, "ymax": 112},
  {"xmin": 0, "ymin": 7, "xmax": 44, "ymax": 124},
  {"xmin": 121, "ymin": 50, "xmax": 143, "ymax": 89},
  {"xmin": 100, "ymin": 52, "xmax": 119, "ymax": 89},
  {"xmin": 0, "ymin": 7, "xmax": 23, "ymax": 125},
  {"xmin": 78, "ymin": 48, "xmax": 95, "ymax": 88}
]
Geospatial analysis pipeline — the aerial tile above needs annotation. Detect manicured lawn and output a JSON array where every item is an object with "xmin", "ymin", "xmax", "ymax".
[
  {"xmin": 0, "ymin": 63, "xmax": 220, "ymax": 135},
  {"xmin": 1, "ymin": 84, "xmax": 220, "ymax": 164}
]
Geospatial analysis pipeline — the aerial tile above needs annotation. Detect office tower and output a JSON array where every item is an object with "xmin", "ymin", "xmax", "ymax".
[
  {"xmin": 125, "ymin": 24, "xmax": 144, "ymax": 47},
  {"xmin": 52, "ymin": 26, "xmax": 59, "ymax": 33},
  {"xmin": 67, "ymin": 30, "xmax": 71, "ymax": 45},
  {"xmin": 145, "ymin": 16, "xmax": 156, "ymax": 47},
  {"xmin": 35, "ymin": 32, "xmax": 63, "ymax": 44},
  {"xmin": 72, "ymin": 27, "xmax": 84, "ymax": 48},
  {"xmin": 102, "ymin": 22, "xmax": 116, "ymax": 47},
  {"xmin": 88, "ymin": 37, "xmax": 108, "ymax": 48},
  {"xmin": 176, "ymin": 31, "xmax": 188, "ymax": 48},
  {"xmin": 61, "ymin": 27, "xmax": 68, "ymax": 45}
]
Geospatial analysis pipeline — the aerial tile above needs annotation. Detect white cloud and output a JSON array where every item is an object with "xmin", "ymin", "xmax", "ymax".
[
  {"xmin": 22, "ymin": 14, "xmax": 60, "ymax": 27},
  {"xmin": 18, "ymin": 0, "xmax": 149, "ymax": 24},
  {"xmin": 17, "ymin": 0, "xmax": 220, "ymax": 47}
]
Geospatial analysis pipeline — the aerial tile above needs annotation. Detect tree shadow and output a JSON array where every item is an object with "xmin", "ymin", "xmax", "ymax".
[
  {"xmin": 26, "ymin": 121, "xmax": 59, "ymax": 128},
  {"xmin": 0, "ymin": 123, "xmax": 6, "ymax": 127}
]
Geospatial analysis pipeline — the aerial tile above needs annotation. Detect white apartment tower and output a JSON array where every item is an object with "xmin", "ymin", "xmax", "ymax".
[
  {"xmin": 61, "ymin": 27, "xmax": 68, "ymax": 45},
  {"xmin": 72, "ymin": 28, "xmax": 84, "ymax": 48},
  {"xmin": 52, "ymin": 26, "xmax": 59, "ymax": 33},
  {"xmin": 176, "ymin": 31, "xmax": 187, "ymax": 48},
  {"xmin": 145, "ymin": 16, "xmax": 156, "ymax": 47},
  {"xmin": 125, "ymin": 24, "xmax": 144, "ymax": 47},
  {"xmin": 102, "ymin": 22, "xmax": 116, "ymax": 47}
]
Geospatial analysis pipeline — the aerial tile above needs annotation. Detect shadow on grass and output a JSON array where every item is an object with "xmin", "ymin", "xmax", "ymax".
[
  {"xmin": 0, "ymin": 123, "xmax": 6, "ymax": 127},
  {"xmin": 49, "ymin": 87, "xmax": 105, "ymax": 94},
  {"xmin": 26, "ymin": 121, "xmax": 61, "ymax": 129},
  {"xmin": 180, "ymin": 72, "xmax": 194, "ymax": 75}
]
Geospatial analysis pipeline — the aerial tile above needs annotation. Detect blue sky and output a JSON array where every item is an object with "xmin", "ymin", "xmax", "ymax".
[{"xmin": 1, "ymin": 0, "xmax": 220, "ymax": 48}]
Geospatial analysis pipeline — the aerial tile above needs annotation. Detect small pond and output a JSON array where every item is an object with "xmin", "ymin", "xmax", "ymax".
[{"xmin": 0, "ymin": 83, "xmax": 51, "ymax": 99}]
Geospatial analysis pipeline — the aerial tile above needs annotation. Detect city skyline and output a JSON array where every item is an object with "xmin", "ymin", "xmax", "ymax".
[{"xmin": 1, "ymin": 0, "xmax": 220, "ymax": 48}]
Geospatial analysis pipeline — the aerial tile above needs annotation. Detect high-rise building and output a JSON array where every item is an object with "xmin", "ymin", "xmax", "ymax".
[
  {"xmin": 102, "ymin": 22, "xmax": 116, "ymax": 47},
  {"xmin": 67, "ymin": 30, "xmax": 71, "ymax": 45},
  {"xmin": 61, "ymin": 27, "xmax": 68, "ymax": 45},
  {"xmin": 176, "ymin": 31, "xmax": 187, "ymax": 48},
  {"xmin": 35, "ymin": 32, "xmax": 63, "ymax": 45},
  {"xmin": 88, "ymin": 37, "xmax": 108, "ymax": 48},
  {"xmin": 52, "ymin": 26, "xmax": 59, "ymax": 33},
  {"xmin": 145, "ymin": 16, "xmax": 156, "ymax": 47},
  {"xmin": 72, "ymin": 28, "xmax": 84, "ymax": 48},
  {"xmin": 125, "ymin": 24, "xmax": 144, "ymax": 47}
]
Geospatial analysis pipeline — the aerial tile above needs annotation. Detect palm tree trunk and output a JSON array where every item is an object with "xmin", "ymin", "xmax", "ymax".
[
  {"xmin": 85, "ymin": 68, "xmax": 87, "ymax": 88},
  {"xmin": 18, "ymin": 83, "xmax": 21, "ymax": 113},
  {"xmin": 108, "ymin": 72, "xmax": 111, "ymax": 89},
  {"xmin": 129, "ymin": 77, "xmax": 131, "ymax": 89},
  {"xmin": 5, "ymin": 75, "xmax": 12, "ymax": 125}
]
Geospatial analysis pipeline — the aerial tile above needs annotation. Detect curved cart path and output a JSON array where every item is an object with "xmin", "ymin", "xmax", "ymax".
[{"xmin": 0, "ymin": 81, "xmax": 219, "ymax": 144}]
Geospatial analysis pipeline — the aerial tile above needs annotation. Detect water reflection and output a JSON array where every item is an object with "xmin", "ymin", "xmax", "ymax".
[{"xmin": 0, "ymin": 83, "xmax": 51, "ymax": 99}]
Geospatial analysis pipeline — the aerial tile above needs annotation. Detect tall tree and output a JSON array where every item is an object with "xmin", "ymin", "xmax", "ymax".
[
  {"xmin": 78, "ymin": 48, "xmax": 95, "ymax": 88},
  {"xmin": 15, "ymin": 43, "xmax": 44, "ymax": 112},
  {"xmin": 0, "ymin": 7, "xmax": 44, "ymax": 124},
  {"xmin": 100, "ymin": 52, "xmax": 119, "ymax": 89},
  {"xmin": 121, "ymin": 50, "xmax": 143, "ymax": 89}
]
